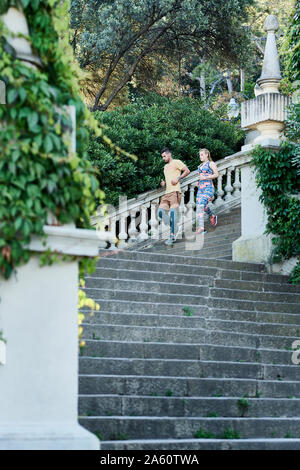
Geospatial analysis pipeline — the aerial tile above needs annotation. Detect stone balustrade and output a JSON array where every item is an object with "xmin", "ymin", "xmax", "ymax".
[
  {"xmin": 241, "ymin": 93, "xmax": 291, "ymax": 130},
  {"xmin": 92, "ymin": 150, "xmax": 251, "ymax": 247}
]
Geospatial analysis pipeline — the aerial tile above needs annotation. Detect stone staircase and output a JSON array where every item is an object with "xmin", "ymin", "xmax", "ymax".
[
  {"xmin": 78, "ymin": 209, "xmax": 300, "ymax": 450},
  {"xmin": 137, "ymin": 207, "xmax": 241, "ymax": 259}
]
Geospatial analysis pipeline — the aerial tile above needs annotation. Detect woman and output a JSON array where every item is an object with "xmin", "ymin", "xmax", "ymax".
[{"xmin": 196, "ymin": 148, "xmax": 219, "ymax": 234}]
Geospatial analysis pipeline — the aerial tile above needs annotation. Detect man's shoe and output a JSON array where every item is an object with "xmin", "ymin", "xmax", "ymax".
[
  {"xmin": 210, "ymin": 214, "xmax": 217, "ymax": 227},
  {"xmin": 165, "ymin": 237, "xmax": 175, "ymax": 246}
]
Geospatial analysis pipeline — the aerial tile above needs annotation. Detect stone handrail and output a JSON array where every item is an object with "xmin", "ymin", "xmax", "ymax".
[{"xmin": 91, "ymin": 149, "xmax": 251, "ymax": 247}]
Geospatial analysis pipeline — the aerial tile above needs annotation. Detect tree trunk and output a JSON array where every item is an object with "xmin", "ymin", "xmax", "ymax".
[
  {"xmin": 240, "ymin": 69, "xmax": 245, "ymax": 92},
  {"xmin": 225, "ymin": 69, "xmax": 233, "ymax": 94}
]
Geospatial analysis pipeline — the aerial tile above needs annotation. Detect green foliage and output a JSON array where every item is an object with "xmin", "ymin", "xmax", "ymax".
[
  {"xmin": 237, "ymin": 397, "xmax": 251, "ymax": 417},
  {"xmin": 0, "ymin": 0, "xmax": 107, "ymax": 279},
  {"xmin": 78, "ymin": 278, "xmax": 100, "ymax": 350},
  {"xmin": 89, "ymin": 95, "xmax": 244, "ymax": 206},
  {"xmin": 281, "ymin": 3, "xmax": 300, "ymax": 85},
  {"xmin": 251, "ymin": 142, "xmax": 300, "ymax": 282},
  {"xmin": 194, "ymin": 427, "xmax": 240, "ymax": 439},
  {"xmin": 289, "ymin": 262, "xmax": 300, "ymax": 285},
  {"xmin": 70, "ymin": 0, "xmax": 254, "ymax": 110}
]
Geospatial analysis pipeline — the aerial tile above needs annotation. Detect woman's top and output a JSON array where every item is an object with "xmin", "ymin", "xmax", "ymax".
[{"xmin": 197, "ymin": 160, "xmax": 215, "ymax": 191}]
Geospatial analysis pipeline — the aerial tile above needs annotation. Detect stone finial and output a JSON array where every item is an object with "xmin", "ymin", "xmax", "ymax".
[
  {"xmin": 257, "ymin": 14, "xmax": 281, "ymax": 93},
  {"xmin": 263, "ymin": 15, "xmax": 279, "ymax": 32}
]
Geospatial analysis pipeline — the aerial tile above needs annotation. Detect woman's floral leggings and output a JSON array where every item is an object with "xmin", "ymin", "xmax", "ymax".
[{"xmin": 196, "ymin": 186, "xmax": 214, "ymax": 230}]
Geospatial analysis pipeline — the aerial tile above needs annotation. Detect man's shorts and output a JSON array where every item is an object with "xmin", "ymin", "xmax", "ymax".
[{"xmin": 159, "ymin": 191, "xmax": 182, "ymax": 210}]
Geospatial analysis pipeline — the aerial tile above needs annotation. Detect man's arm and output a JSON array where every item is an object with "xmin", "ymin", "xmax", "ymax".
[
  {"xmin": 177, "ymin": 165, "xmax": 190, "ymax": 181},
  {"xmin": 171, "ymin": 165, "xmax": 190, "ymax": 185}
]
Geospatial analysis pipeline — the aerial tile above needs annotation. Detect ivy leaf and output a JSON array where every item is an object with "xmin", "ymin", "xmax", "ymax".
[
  {"xmin": 18, "ymin": 87, "xmax": 27, "ymax": 103},
  {"xmin": 44, "ymin": 135, "xmax": 53, "ymax": 153},
  {"xmin": 10, "ymin": 108, "xmax": 17, "ymax": 120},
  {"xmin": 20, "ymin": 0, "xmax": 31, "ymax": 7},
  {"xmin": 19, "ymin": 107, "xmax": 31, "ymax": 120},
  {"xmin": 47, "ymin": 180, "xmax": 56, "ymax": 194},
  {"xmin": 34, "ymin": 134, "xmax": 43, "ymax": 148},
  {"xmin": 14, "ymin": 217, "xmax": 23, "ymax": 231},
  {"xmin": 27, "ymin": 111, "xmax": 39, "ymax": 129},
  {"xmin": 7, "ymin": 88, "xmax": 18, "ymax": 104}
]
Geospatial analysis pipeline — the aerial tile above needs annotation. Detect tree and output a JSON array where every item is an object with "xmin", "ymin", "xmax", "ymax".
[
  {"xmin": 70, "ymin": 0, "xmax": 254, "ymax": 111},
  {"xmin": 182, "ymin": 0, "xmax": 295, "ymax": 107}
]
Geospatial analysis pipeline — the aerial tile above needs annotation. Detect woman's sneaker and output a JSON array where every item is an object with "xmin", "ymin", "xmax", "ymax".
[{"xmin": 210, "ymin": 214, "xmax": 217, "ymax": 227}]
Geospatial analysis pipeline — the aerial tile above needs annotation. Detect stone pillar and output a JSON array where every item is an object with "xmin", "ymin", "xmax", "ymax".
[
  {"xmin": 233, "ymin": 15, "xmax": 290, "ymax": 264},
  {"xmin": 0, "ymin": 227, "xmax": 114, "ymax": 449},
  {"xmin": 232, "ymin": 163, "xmax": 272, "ymax": 263},
  {"xmin": 0, "ymin": 6, "xmax": 110, "ymax": 449}
]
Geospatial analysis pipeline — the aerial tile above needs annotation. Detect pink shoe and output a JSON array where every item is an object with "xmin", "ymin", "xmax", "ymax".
[{"xmin": 210, "ymin": 214, "xmax": 217, "ymax": 227}]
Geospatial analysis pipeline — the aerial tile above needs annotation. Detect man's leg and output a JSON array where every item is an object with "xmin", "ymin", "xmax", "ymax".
[
  {"xmin": 169, "ymin": 208, "xmax": 178, "ymax": 239},
  {"xmin": 158, "ymin": 207, "xmax": 170, "ymax": 225}
]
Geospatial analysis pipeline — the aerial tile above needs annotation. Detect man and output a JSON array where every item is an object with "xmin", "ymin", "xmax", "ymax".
[{"xmin": 158, "ymin": 147, "xmax": 190, "ymax": 245}]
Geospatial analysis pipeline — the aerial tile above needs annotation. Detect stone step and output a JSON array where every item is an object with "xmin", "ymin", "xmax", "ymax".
[
  {"xmin": 87, "ymin": 268, "xmax": 214, "ymax": 286},
  {"xmin": 204, "ymin": 250, "xmax": 232, "ymax": 259},
  {"xmin": 82, "ymin": 289, "xmax": 300, "ymax": 314},
  {"xmin": 96, "ymin": 257, "xmax": 288, "ymax": 284},
  {"xmin": 209, "ymin": 297, "xmax": 299, "ymax": 314},
  {"xmin": 99, "ymin": 438, "xmax": 300, "ymax": 450},
  {"xmin": 81, "ymin": 323, "xmax": 300, "ymax": 349},
  {"xmin": 78, "ymin": 416, "xmax": 300, "ymax": 440},
  {"xmin": 210, "ymin": 287, "xmax": 300, "ymax": 304},
  {"xmin": 88, "ymin": 265, "xmax": 293, "ymax": 290},
  {"xmin": 81, "ymin": 311, "xmax": 300, "ymax": 338},
  {"xmin": 80, "ymin": 340, "xmax": 297, "ymax": 365},
  {"xmin": 83, "ymin": 279, "xmax": 210, "ymax": 296},
  {"xmin": 79, "ymin": 357, "xmax": 300, "ymax": 381},
  {"xmin": 215, "ymin": 278, "xmax": 300, "ymax": 294},
  {"xmin": 81, "ymin": 298, "xmax": 300, "ymax": 322},
  {"xmin": 78, "ymin": 395, "xmax": 300, "ymax": 418},
  {"xmin": 79, "ymin": 374, "xmax": 300, "ymax": 398},
  {"xmin": 101, "ymin": 250, "xmax": 265, "ymax": 273},
  {"xmin": 159, "ymin": 242, "xmax": 233, "ymax": 256},
  {"xmin": 84, "ymin": 288, "xmax": 210, "ymax": 306},
  {"xmin": 144, "ymin": 240, "xmax": 236, "ymax": 255}
]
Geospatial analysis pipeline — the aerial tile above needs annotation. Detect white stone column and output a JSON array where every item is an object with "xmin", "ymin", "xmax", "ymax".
[
  {"xmin": 232, "ymin": 163, "xmax": 272, "ymax": 263},
  {"xmin": 0, "ymin": 226, "xmax": 113, "ymax": 450}
]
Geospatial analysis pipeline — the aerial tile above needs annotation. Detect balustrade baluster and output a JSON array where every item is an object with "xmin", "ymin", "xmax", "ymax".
[
  {"xmin": 233, "ymin": 166, "xmax": 241, "ymax": 199},
  {"xmin": 109, "ymin": 216, "xmax": 117, "ymax": 249},
  {"xmin": 139, "ymin": 204, "xmax": 149, "ymax": 241},
  {"xmin": 224, "ymin": 167, "xmax": 234, "ymax": 202},
  {"xmin": 150, "ymin": 201, "xmax": 159, "ymax": 239},
  {"xmin": 214, "ymin": 170, "xmax": 226, "ymax": 208},
  {"xmin": 118, "ymin": 211, "xmax": 128, "ymax": 247},
  {"xmin": 128, "ymin": 209, "xmax": 138, "ymax": 243}
]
